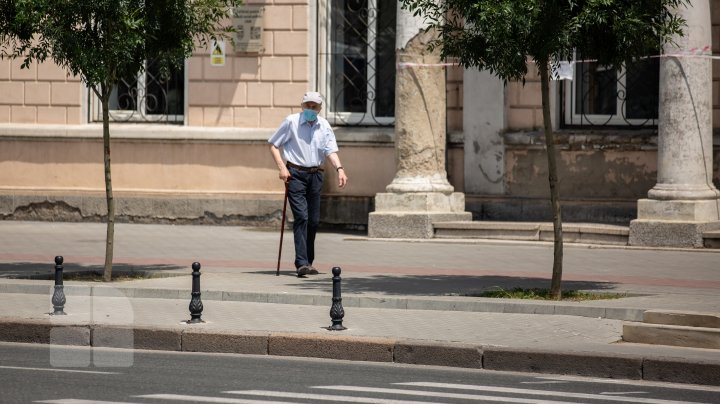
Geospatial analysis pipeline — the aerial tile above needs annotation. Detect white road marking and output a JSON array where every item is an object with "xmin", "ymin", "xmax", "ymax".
[
  {"xmin": 36, "ymin": 400, "xmax": 141, "ymax": 404},
  {"xmin": 535, "ymin": 375, "xmax": 720, "ymax": 393},
  {"xmin": 311, "ymin": 385, "xmax": 580, "ymax": 403},
  {"xmin": 1, "ymin": 365, "xmax": 119, "ymax": 375},
  {"xmin": 521, "ymin": 381, "xmax": 568, "ymax": 385},
  {"xmin": 226, "ymin": 390, "xmax": 450, "ymax": 404},
  {"xmin": 137, "ymin": 394, "xmax": 294, "ymax": 404},
  {"xmin": 395, "ymin": 382, "xmax": 707, "ymax": 404},
  {"xmin": 601, "ymin": 392, "xmax": 650, "ymax": 395}
]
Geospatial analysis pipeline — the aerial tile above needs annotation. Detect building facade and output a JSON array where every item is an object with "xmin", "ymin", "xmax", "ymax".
[{"xmin": 0, "ymin": 0, "xmax": 718, "ymax": 234}]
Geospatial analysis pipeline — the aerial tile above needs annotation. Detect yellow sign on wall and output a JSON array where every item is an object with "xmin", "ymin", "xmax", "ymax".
[{"xmin": 211, "ymin": 40, "xmax": 225, "ymax": 67}]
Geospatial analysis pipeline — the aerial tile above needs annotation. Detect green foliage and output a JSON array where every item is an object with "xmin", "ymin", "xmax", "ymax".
[
  {"xmin": 1, "ymin": 0, "xmax": 239, "ymax": 90},
  {"xmin": 401, "ymin": 0, "xmax": 689, "ymax": 81}
]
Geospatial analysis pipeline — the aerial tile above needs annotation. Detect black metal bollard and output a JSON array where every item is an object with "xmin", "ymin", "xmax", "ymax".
[
  {"xmin": 51, "ymin": 256, "xmax": 66, "ymax": 315},
  {"xmin": 187, "ymin": 262, "xmax": 204, "ymax": 324},
  {"xmin": 326, "ymin": 266, "xmax": 346, "ymax": 331}
]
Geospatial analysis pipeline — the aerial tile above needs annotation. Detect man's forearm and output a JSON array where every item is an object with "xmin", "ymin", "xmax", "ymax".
[
  {"xmin": 327, "ymin": 153, "xmax": 343, "ymax": 171},
  {"xmin": 270, "ymin": 145, "xmax": 285, "ymax": 169}
]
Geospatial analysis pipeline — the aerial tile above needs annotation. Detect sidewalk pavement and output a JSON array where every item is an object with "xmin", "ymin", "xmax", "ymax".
[{"xmin": 0, "ymin": 221, "xmax": 719, "ymax": 386}]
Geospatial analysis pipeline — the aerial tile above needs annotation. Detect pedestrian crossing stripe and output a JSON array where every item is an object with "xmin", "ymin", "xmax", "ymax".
[
  {"xmin": 397, "ymin": 382, "xmax": 691, "ymax": 403},
  {"xmin": 137, "ymin": 395, "xmax": 291, "ymax": 404},
  {"xmin": 536, "ymin": 375, "xmax": 720, "ymax": 393},
  {"xmin": 224, "ymin": 390, "xmax": 449, "ymax": 404},
  {"xmin": 315, "ymin": 384, "xmax": 709, "ymax": 404},
  {"xmin": 307, "ymin": 386, "xmax": 580, "ymax": 404}
]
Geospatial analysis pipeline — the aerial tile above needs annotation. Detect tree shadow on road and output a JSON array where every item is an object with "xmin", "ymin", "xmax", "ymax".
[
  {"xmin": 0, "ymin": 262, "xmax": 185, "ymax": 280},
  {"xmin": 253, "ymin": 270, "xmax": 620, "ymax": 296}
]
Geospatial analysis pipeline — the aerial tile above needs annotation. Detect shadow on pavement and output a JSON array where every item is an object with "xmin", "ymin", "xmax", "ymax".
[
  {"xmin": 0, "ymin": 262, "xmax": 185, "ymax": 280},
  {"xmin": 252, "ymin": 271, "xmax": 619, "ymax": 296}
]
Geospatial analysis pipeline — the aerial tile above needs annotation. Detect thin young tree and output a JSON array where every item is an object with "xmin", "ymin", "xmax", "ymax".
[
  {"xmin": 401, "ymin": 0, "xmax": 688, "ymax": 298},
  {"xmin": 1, "ymin": 0, "xmax": 239, "ymax": 281}
]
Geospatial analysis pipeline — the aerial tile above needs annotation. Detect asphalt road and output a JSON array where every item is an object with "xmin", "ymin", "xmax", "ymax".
[{"xmin": 1, "ymin": 342, "xmax": 718, "ymax": 404}]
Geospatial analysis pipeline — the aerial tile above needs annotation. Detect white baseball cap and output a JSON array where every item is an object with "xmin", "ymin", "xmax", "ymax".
[{"xmin": 301, "ymin": 91, "xmax": 323, "ymax": 105}]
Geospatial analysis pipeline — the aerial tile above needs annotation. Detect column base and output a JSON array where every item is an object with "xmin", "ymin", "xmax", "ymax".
[
  {"xmin": 368, "ymin": 211, "xmax": 472, "ymax": 238},
  {"xmin": 636, "ymin": 198, "xmax": 720, "ymax": 222},
  {"xmin": 629, "ymin": 219, "xmax": 720, "ymax": 248},
  {"xmin": 630, "ymin": 199, "xmax": 720, "ymax": 247},
  {"xmin": 368, "ymin": 192, "xmax": 472, "ymax": 238}
]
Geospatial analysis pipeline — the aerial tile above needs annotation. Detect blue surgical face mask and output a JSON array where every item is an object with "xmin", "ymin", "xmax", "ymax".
[{"xmin": 302, "ymin": 108, "xmax": 318, "ymax": 122}]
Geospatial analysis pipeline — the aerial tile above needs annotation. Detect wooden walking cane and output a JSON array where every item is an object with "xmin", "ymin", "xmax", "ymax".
[{"xmin": 276, "ymin": 182, "xmax": 289, "ymax": 276}]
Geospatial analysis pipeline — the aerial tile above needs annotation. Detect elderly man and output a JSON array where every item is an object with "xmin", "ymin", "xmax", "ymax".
[{"xmin": 269, "ymin": 91, "xmax": 348, "ymax": 277}]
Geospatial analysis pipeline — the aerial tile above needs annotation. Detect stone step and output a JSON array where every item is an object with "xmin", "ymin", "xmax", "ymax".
[
  {"xmin": 433, "ymin": 221, "xmax": 629, "ymax": 246},
  {"xmin": 643, "ymin": 310, "xmax": 720, "ymax": 329},
  {"xmin": 622, "ymin": 322, "xmax": 720, "ymax": 349},
  {"xmin": 703, "ymin": 230, "xmax": 720, "ymax": 248}
]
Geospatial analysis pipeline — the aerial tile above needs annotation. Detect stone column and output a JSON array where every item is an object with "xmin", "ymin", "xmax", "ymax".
[
  {"xmin": 629, "ymin": 0, "xmax": 720, "ymax": 247},
  {"xmin": 368, "ymin": 4, "xmax": 471, "ymax": 238}
]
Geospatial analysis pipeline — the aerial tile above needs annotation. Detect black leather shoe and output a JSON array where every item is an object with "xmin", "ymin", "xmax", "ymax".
[{"xmin": 297, "ymin": 265, "xmax": 311, "ymax": 277}]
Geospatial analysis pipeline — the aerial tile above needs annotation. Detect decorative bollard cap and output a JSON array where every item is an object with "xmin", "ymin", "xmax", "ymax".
[
  {"xmin": 192, "ymin": 262, "xmax": 201, "ymax": 271},
  {"xmin": 55, "ymin": 256, "xmax": 63, "ymax": 265},
  {"xmin": 332, "ymin": 266, "xmax": 341, "ymax": 276}
]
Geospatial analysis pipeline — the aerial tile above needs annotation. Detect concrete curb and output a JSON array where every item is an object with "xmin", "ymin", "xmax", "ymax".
[
  {"xmin": 1, "ymin": 318, "xmax": 718, "ymax": 386},
  {"xmin": 0, "ymin": 283, "xmax": 647, "ymax": 321},
  {"xmin": 483, "ymin": 347, "xmax": 643, "ymax": 380},
  {"xmin": 623, "ymin": 322, "xmax": 720, "ymax": 349}
]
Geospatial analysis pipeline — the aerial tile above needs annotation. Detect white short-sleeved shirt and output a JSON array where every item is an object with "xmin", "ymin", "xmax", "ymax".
[{"xmin": 268, "ymin": 113, "xmax": 338, "ymax": 167}]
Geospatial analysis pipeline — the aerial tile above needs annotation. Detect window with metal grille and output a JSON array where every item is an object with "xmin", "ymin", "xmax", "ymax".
[
  {"xmin": 563, "ymin": 53, "xmax": 659, "ymax": 128},
  {"xmin": 91, "ymin": 59, "xmax": 184, "ymax": 124},
  {"xmin": 320, "ymin": 0, "xmax": 396, "ymax": 126}
]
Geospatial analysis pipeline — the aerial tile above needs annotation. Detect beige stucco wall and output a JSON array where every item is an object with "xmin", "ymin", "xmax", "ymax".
[
  {"xmin": 0, "ymin": 2, "xmax": 313, "ymax": 128},
  {"xmin": 506, "ymin": 62, "xmax": 544, "ymax": 130},
  {"xmin": 0, "ymin": 125, "xmax": 402, "ymax": 226},
  {"xmin": 0, "ymin": 126, "xmax": 397, "ymax": 196},
  {"xmin": 505, "ymin": 147, "xmax": 657, "ymax": 199},
  {"xmin": 0, "ymin": 59, "xmax": 83, "ymax": 125},
  {"xmin": 0, "ymin": 138, "xmax": 275, "ymax": 192},
  {"xmin": 187, "ymin": 2, "xmax": 311, "ymax": 128}
]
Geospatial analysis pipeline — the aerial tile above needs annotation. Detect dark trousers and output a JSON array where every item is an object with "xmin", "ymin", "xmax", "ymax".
[{"xmin": 287, "ymin": 167, "xmax": 323, "ymax": 269}]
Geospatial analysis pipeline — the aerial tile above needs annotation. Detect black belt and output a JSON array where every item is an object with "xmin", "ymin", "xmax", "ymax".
[{"xmin": 287, "ymin": 161, "xmax": 324, "ymax": 173}]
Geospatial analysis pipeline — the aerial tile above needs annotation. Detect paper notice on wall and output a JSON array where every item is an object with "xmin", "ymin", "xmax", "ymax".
[
  {"xmin": 552, "ymin": 61, "xmax": 574, "ymax": 80},
  {"xmin": 211, "ymin": 40, "xmax": 225, "ymax": 67}
]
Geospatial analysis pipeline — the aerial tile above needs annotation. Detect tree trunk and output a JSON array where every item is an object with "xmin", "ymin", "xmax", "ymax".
[
  {"xmin": 538, "ymin": 61, "xmax": 564, "ymax": 300},
  {"xmin": 101, "ymin": 84, "xmax": 114, "ymax": 282}
]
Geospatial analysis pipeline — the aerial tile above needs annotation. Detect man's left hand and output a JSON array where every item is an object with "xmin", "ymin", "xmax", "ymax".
[{"xmin": 338, "ymin": 169, "xmax": 348, "ymax": 188}]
